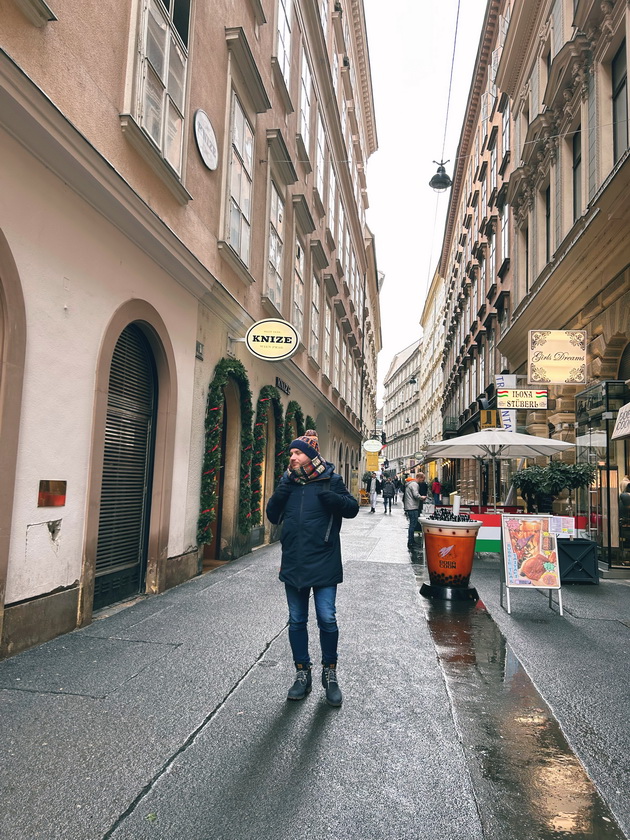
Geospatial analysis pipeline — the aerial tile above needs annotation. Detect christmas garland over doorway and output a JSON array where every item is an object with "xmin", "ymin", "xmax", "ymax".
[
  {"xmin": 251, "ymin": 386, "xmax": 285, "ymax": 526},
  {"xmin": 197, "ymin": 358, "xmax": 253, "ymax": 545},
  {"xmin": 283, "ymin": 400, "xmax": 305, "ymax": 469},
  {"xmin": 305, "ymin": 415, "xmax": 317, "ymax": 432}
]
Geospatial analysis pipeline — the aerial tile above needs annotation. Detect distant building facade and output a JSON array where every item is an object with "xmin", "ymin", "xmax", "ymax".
[
  {"xmin": 383, "ymin": 340, "xmax": 422, "ymax": 476},
  {"xmin": 0, "ymin": 0, "xmax": 381, "ymax": 656},
  {"xmin": 438, "ymin": 0, "xmax": 514, "ymax": 504}
]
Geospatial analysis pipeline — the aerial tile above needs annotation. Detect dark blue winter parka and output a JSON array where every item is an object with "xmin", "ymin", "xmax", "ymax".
[{"xmin": 266, "ymin": 462, "xmax": 359, "ymax": 590}]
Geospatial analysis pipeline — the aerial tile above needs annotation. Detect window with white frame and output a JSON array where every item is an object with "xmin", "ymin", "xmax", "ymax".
[
  {"xmin": 293, "ymin": 239, "xmax": 305, "ymax": 337},
  {"xmin": 333, "ymin": 323, "xmax": 341, "ymax": 390},
  {"xmin": 332, "ymin": 51, "xmax": 339, "ymax": 97},
  {"xmin": 327, "ymin": 160, "xmax": 336, "ymax": 231},
  {"xmin": 228, "ymin": 94, "xmax": 254, "ymax": 264},
  {"xmin": 320, "ymin": 0, "xmax": 329, "ymax": 39},
  {"xmin": 299, "ymin": 49, "xmax": 312, "ymax": 155},
  {"xmin": 310, "ymin": 273, "xmax": 321, "ymax": 360},
  {"xmin": 501, "ymin": 202, "xmax": 509, "ymax": 263},
  {"xmin": 323, "ymin": 300, "xmax": 332, "ymax": 376},
  {"xmin": 502, "ymin": 102, "xmax": 510, "ymax": 155},
  {"xmin": 137, "ymin": 0, "xmax": 190, "ymax": 173},
  {"xmin": 341, "ymin": 340, "xmax": 348, "ymax": 400},
  {"xmin": 267, "ymin": 181, "xmax": 284, "ymax": 308},
  {"xmin": 315, "ymin": 112, "xmax": 325, "ymax": 198},
  {"xmin": 276, "ymin": 0, "xmax": 292, "ymax": 89}
]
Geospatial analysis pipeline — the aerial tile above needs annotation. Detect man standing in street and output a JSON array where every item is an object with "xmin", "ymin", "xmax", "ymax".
[
  {"xmin": 382, "ymin": 477, "xmax": 395, "ymax": 513},
  {"xmin": 403, "ymin": 474, "xmax": 427, "ymax": 550},
  {"xmin": 266, "ymin": 430, "xmax": 359, "ymax": 707},
  {"xmin": 367, "ymin": 471, "xmax": 378, "ymax": 512}
]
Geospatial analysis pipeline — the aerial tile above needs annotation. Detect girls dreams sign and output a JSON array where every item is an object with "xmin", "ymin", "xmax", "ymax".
[{"xmin": 527, "ymin": 330, "xmax": 587, "ymax": 385}]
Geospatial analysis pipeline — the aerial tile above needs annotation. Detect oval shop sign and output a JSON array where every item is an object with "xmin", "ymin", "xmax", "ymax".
[{"xmin": 245, "ymin": 319, "xmax": 300, "ymax": 362}]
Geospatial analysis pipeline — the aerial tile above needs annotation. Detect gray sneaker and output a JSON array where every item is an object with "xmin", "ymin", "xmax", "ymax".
[{"xmin": 287, "ymin": 665, "xmax": 312, "ymax": 700}]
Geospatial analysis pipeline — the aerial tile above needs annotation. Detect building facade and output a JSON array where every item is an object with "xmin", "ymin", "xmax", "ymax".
[
  {"xmin": 439, "ymin": 0, "xmax": 514, "ymax": 505},
  {"xmin": 418, "ymin": 268, "xmax": 446, "ymax": 483},
  {"xmin": 496, "ymin": 0, "xmax": 630, "ymax": 568},
  {"xmin": 383, "ymin": 340, "xmax": 422, "ymax": 476},
  {"xmin": 0, "ymin": 0, "xmax": 380, "ymax": 656}
]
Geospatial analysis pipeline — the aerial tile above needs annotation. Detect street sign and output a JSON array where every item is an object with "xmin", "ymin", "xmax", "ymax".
[
  {"xmin": 497, "ymin": 389, "xmax": 548, "ymax": 409},
  {"xmin": 363, "ymin": 439, "xmax": 382, "ymax": 452}
]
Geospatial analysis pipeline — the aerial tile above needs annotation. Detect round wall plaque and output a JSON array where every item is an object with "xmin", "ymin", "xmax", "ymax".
[{"xmin": 194, "ymin": 109, "xmax": 219, "ymax": 171}]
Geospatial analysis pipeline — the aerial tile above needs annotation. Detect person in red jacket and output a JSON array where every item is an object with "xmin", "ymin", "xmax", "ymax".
[{"xmin": 266, "ymin": 430, "xmax": 358, "ymax": 706}]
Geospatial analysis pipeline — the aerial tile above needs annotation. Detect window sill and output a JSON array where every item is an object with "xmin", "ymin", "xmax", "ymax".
[
  {"xmin": 296, "ymin": 133, "xmax": 312, "ymax": 174},
  {"xmin": 261, "ymin": 295, "xmax": 283, "ymax": 318},
  {"xmin": 217, "ymin": 240, "xmax": 256, "ymax": 284},
  {"xmin": 271, "ymin": 57, "xmax": 294, "ymax": 114},
  {"xmin": 14, "ymin": 0, "xmax": 56, "ymax": 26},
  {"xmin": 120, "ymin": 114, "xmax": 192, "ymax": 205},
  {"xmin": 307, "ymin": 355, "xmax": 321, "ymax": 370}
]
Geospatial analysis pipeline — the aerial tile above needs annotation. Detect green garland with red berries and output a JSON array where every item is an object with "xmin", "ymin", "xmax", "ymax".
[
  {"xmin": 197, "ymin": 358, "xmax": 254, "ymax": 545},
  {"xmin": 283, "ymin": 400, "xmax": 306, "ymax": 469},
  {"xmin": 250, "ymin": 386, "xmax": 285, "ymax": 526}
]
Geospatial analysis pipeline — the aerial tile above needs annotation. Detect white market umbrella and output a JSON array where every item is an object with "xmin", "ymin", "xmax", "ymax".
[{"xmin": 424, "ymin": 427, "xmax": 575, "ymax": 511}]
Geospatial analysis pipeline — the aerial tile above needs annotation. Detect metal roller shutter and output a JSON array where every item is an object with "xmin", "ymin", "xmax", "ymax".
[{"xmin": 94, "ymin": 324, "xmax": 156, "ymax": 610}]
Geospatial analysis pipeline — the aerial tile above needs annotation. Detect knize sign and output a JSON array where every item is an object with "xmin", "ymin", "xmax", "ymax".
[
  {"xmin": 245, "ymin": 319, "xmax": 300, "ymax": 361},
  {"xmin": 497, "ymin": 389, "xmax": 548, "ymax": 409}
]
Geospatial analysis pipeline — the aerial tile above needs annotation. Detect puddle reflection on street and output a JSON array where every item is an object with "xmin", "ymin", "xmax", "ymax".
[{"xmin": 421, "ymin": 597, "xmax": 625, "ymax": 839}]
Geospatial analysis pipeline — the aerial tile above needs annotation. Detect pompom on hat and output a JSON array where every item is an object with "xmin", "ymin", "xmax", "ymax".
[{"xmin": 289, "ymin": 429, "xmax": 321, "ymax": 461}]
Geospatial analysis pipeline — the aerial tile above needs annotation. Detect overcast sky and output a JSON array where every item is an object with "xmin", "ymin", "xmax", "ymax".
[{"xmin": 363, "ymin": 0, "xmax": 487, "ymax": 405}]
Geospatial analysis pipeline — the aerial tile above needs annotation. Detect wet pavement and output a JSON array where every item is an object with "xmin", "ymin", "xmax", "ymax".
[
  {"xmin": 0, "ymin": 502, "xmax": 628, "ymax": 839},
  {"xmin": 422, "ymin": 593, "xmax": 625, "ymax": 839}
]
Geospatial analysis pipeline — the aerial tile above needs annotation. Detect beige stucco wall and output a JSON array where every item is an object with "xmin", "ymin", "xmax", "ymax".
[{"xmin": 0, "ymin": 129, "xmax": 199, "ymax": 603}]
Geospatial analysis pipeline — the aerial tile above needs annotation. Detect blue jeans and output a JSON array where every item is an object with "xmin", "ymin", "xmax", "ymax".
[
  {"xmin": 406, "ymin": 508, "xmax": 419, "ymax": 546},
  {"xmin": 285, "ymin": 584, "xmax": 338, "ymax": 667},
  {"xmin": 383, "ymin": 496, "xmax": 392, "ymax": 512}
]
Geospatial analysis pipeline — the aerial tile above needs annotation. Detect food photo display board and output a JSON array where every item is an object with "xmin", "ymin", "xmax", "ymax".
[{"xmin": 500, "ymin": 515, "xmax": 564, "ymax": 615}]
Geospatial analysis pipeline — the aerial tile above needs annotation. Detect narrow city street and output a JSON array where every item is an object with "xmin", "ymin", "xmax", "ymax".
[{"xmin": 1, "ymin": 504, "xmax": 629, "ymax": 840}]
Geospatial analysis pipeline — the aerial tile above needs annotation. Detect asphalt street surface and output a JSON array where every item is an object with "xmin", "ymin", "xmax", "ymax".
[{"xmin": 1, "ymin": 500, "xmax": 628, "ymax": 839}]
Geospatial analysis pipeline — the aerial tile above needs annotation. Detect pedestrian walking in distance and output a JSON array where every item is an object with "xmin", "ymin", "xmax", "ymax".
[
  {"xmin": 403, "ymin": 474, "xmax": 427, "ymax": 550},
  {"xmin": 382, "ymin": 478, "xmax": 395, "ymax": 513},
  {"xmin": 266, "ymin": 430, "xmax": 359, "ymax": 706},
  {"xmin": 367, "ymin": 471, "xmax": 379, "ymax": 512}
]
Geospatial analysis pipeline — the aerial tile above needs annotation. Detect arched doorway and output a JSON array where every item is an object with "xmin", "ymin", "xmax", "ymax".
[
  {"xmin": 197, "ymin": 358, "xmax": 254, "ymax": 563},
  {"xmin": 93, "ymin": 324, "xmax": 157, "ymax": 610},
  {"xmin": 0, "ymin": 230, "xmax": 27, "ymax": 653}
]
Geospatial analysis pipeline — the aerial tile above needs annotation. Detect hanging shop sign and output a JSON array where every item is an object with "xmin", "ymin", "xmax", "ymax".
[
  {"xmin": 612, "ymin": 402, "xmax": 630, "ymax": 440},
  {"xmin": 365, "ymin": 451, "xmax": 380, "ymax": 471},
  {"xmin": 245, "ymin": 319, "xmax": 300, "ymax": 361},
  {"xmin": 528, "ymin": 330, "xmax": 587, "ymax": 385},
  {"xmin": 480, "ymin": 409, "xmax": 500, "ymax": 428},
  {"xmin": 497, "ymin": 389, "xmax": 548, "ymax": 409},
  {"xmin": 363, "ymin": 438, "xmax": 383, "ymax": 453},
  {"xmin": 194, "ymin": 110, "xmax": 219, "ymax": 170}
]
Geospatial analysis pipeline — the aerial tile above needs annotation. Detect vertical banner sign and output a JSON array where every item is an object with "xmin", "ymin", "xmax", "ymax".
[
  {"xmin": 502, "ymin": 515, "xmax": 560, "ymax": 589},
  {"xmin": 365, "ymin": 451, "xmax": 379, "ymax": 471},
  {"xmin": 528, "ymin": 330, "xmax": 587, "ymax": 384},
  {"xmin": 495, "ymin": 373, "xmax": 516, "ymax": 432}
]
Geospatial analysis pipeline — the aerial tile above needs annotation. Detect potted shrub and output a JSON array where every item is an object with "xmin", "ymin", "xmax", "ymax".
[{"xmin": 511, "ymin": 462, "xmax": 596, "ymax": 514}]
